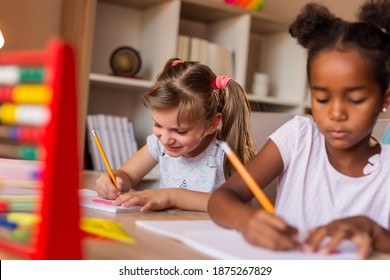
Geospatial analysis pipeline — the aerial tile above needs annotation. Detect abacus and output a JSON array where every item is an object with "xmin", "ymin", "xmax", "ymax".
[{"xmin": 0, "ymin": 38, "xmax": 82, "ymax": 259}]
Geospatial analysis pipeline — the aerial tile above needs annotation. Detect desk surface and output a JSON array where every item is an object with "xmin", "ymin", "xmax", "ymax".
[
  {"xmin": 83, "ymin": 208, "xmax": 212, "ymax": 260},
  {"xmin": 1, "ymin": 172, "xmax": 390, "ymax": 260},
  {"xmin": 81, "ymin": 171, "xmax": 390, "ymax": 260},
  {"xmin": 82, "ymin": 171, "xmax": 212, "ymax": 260},
  {"xmin": 82, "ymin": 208, "xmax": 390, "ymax": 260},
  {"xmin": 2, "ymin": 207, "xmax": 390, "ymax": 260}
]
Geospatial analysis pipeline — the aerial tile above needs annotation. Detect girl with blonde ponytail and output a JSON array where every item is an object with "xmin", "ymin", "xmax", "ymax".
[{"xmin": 95, "ymin": 58, "xmax": 256, "ymax": 212}]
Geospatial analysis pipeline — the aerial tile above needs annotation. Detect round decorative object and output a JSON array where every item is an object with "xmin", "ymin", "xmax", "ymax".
[{"xmin": 110, "ymin": 46, "xmax": 141, "ymax": 77}]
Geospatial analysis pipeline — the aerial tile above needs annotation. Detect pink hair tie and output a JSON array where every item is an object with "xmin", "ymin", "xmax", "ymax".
[
  {"xmin": 172, "ymin": 60, "xmax": 184, "ymax": 66},
  {"xmin": 215, "ymin": 75, "xmax": 232, "ymax": 89}
]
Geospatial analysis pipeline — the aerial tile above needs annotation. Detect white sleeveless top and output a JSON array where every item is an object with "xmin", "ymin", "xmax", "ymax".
[{"xmin": 270, "ymin": 116, "xmax": 390, "ymax": 232}]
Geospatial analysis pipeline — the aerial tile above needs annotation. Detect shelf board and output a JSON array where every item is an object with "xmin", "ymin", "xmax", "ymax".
[
  {"xmin": 181, "ymin": 0, "xmax": 288, "ymax": 34},
  {"xmin": 99, "ymin": 0, "xmax": 167, "ymax": 9},
  {"xmin": 89, "ymin": 73, "xmax": 153, "ymax": 90},
  {"xmin": 99, "ymin": 0, "xmax": 288, "ymax": 34},
  {"xmin": 247, "ymin": 94, "xmax": 301, "ymax": 107}
]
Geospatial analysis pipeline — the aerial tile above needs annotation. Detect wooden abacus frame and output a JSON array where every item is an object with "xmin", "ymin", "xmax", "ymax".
[{"xmin": 0, "ymin": 38, "xmax": 82, "ymax": 259}]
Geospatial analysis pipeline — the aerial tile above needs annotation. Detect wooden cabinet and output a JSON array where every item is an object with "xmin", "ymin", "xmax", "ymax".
[{"xmin": 61, "ymin": 0, "xmax": 309, "ymax": 168}]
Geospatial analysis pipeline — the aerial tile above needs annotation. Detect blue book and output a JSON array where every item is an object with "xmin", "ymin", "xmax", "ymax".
[{"xmin": 382, "ymin": 123, "xmax": 390, "ymax": 144}]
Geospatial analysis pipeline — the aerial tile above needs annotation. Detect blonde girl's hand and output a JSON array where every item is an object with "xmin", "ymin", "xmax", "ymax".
[
  {"xmin": 113, "ymin": 189, "xmax": 174, "ymax": 212},
  {"xmin": 95, "ymin": 170, "xmax": 128, "ymax": 199},
  {"xmin": 303, "ymin": 216, "xmax": 377, "ymax": 259},
  {"xmin": 240, "ymin": 208, "xmax": 299, "ymax": 250}
]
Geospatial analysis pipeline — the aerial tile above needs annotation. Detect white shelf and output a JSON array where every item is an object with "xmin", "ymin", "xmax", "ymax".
[
  {"xmin": 247, "ymin": 95, "xmax": 301, "ymax": 107},
  {"xmin": 181, "ymin": 0, "xmax": 288, "ymax": 34},
  {"xmin": 89, "ymin": 0, "xmax": 307, "ymax": 114},
  {"xmin": 89, "ymin": 73, "xmax": 153, "ymax": 90},
  {"xmin": 69, "ymin": 0, "xmax": 311, "ymax": 170}
]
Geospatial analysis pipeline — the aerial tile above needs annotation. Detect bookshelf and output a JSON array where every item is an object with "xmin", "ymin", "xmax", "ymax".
[{"xmin": 61, "ymin": 0, "xmax": 309, "ymax": 169}]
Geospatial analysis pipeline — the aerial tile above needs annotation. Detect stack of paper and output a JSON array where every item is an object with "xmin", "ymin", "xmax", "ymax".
[{"xmin": 79, "ymin": 189, "xmax": 140, "ymax": 213}]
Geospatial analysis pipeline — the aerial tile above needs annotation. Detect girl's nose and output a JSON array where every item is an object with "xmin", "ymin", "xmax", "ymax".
[
  {"xmin": 159, "ymin": 131, "xmax": 174, "ymax": 145},
  {"xmin": 329, "ymin": 100, "xmax": 348, "ymax": 122}
]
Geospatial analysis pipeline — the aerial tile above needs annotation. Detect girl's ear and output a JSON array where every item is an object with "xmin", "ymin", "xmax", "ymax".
[
  {"xmin": 383, "ymin": 86, "xmax": 390, "ymax": 112},
  {"xmin": 207, "ymin": 112, "xmax": 222, "ymax": 134}
]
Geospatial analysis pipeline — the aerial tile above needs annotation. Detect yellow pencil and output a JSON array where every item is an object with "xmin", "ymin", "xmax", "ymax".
[
  {"xmin": 91, "ymin": 130, "xmax": 117, "ymax": 186},
  {"xmin": 219, "ymin": 141, "xmax": 274, "ymax": 213}
]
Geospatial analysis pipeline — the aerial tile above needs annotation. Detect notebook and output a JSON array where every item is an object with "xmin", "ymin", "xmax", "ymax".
[
  {"xmin": 135, "ymin": 220, "xmax": 359, "ymax": 260},
  {"xmin": 79, "ymin": 188, "xmax": 140, "ymax": 213}
]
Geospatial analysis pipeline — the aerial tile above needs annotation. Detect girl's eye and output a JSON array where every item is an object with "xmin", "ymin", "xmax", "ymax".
[
  {"xmin": 176, "ymin": 130, "xmax": 188, "ymax": 135},
  {"xmin": 315, "ymin": 98, "xmax": 329, "ymax": 104},
  {"xmin": 153, "ymin": 123, "xmax": 162, "ymax": 128},
  {"xmin": 349, "ymin": 99, "xmax": 365, "ymax": 104}
]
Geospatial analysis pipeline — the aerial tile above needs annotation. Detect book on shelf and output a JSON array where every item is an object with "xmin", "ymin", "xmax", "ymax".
[
  {"xmin": 207, "ymin": 41, "xmax": 233, "ymax": 77},
  {"xmin": 96, "ymin": 114, "xmax": 115, "ymax": 171},
  {"xmin": 382, "ymin": 123, "xmax": 390, "ymax": 144},
  {"xmin": 121, "ymin": 116, "xmax": 133, "ymax": 161},
  {"xmin": 182, "ymin": 36, "xmax": 233, "ymax": 77},
  {"xmin": 105, "ymin": 115, "xmax": 121, "ymax": 169},
  {"xmin": 189, "ymin": 37, "xmax": 209, "ymax": 66},
  {"xmin": 113, "ymin": 116, "xmax": 128, "ymax": 165},
  {"xmin": 86, "ymin": 114, "xmax": 138, "ymax": 171},
  {"xmin": 127, "ymin": 121, "xmax": 138, "ymax": 158},
  {"xmin": 86, "ymin": 115, "xmax": 104, "ymax": 171},
  {"xmin": 176, "ymin": 35, "xmax": 190, "ymax": 61}
]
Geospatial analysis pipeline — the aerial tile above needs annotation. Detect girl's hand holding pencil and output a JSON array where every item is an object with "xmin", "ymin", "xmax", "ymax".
[
  {"xmin": 91, "ymin": 130, "xmax": 122, "ymax": 199},
  {"xmin": 91, "ymin": 130, "xmax": 117, "ymax": 186},
  {"xmin": 240, "ymin": 208, "xmax": 299, "ymax": 250},
  {"xmin": 95, "ymin": 172, "xmax": 122, "ymax": 200},
  {"xmin": 220, "ymin": 141, "xmax": 299, "ymax": 250}
]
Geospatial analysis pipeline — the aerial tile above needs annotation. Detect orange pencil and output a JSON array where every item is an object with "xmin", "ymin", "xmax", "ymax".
[
  {"xmin": 91, "ymin": 130, "xmax": 117, "ymax": 186},
  {"xmin": 219, "ymin": 141, "xmax": 274, "ymax": 213}
]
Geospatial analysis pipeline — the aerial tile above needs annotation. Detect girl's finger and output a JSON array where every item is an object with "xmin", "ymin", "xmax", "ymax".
[
  {"xmin": 303, "ymin": 227, "xmax": 328, "ymax": 253},
  {"xmin": 113, "ymin": 192, "xmax": 134, "ymax": 205},
  {"xmin": 121, "ymin": 194, "xmax": 148, "ymax": 207},
  {"xmin": 352, "ymin": 234, "xmax": 372, "ymax": 260},
  {"xmin": 317, "ymin": 230, "xmax": 345, "ymax": 255}
]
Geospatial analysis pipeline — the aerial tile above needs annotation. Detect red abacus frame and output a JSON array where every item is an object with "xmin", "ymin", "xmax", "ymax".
[{"xmin": 0, "ymin": 38, "xmax": 82, "ymax": 259}]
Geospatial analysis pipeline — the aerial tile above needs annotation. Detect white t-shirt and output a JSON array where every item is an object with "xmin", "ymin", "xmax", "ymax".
[
  {"xmin": 270, "ymin": 115, "xmax": 390, "ymax": 232},
  {"xmin": 147, "ymin": 134, "xmax": 225, "ymax": 192}
]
